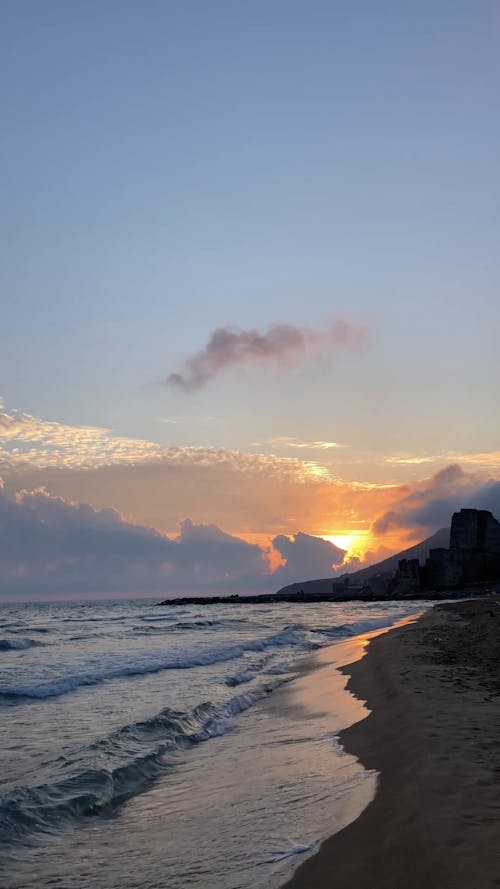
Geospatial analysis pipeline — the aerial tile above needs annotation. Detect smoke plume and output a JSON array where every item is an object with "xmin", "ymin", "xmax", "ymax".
[{"xmin": 167, "ymin": 316, "xmax": 369, "ymax": 392}]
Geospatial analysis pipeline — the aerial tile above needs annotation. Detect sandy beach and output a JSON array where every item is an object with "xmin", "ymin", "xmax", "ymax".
[{"xmin": 283, "ymin": 597, "xmax": 500, "ymax": 889}]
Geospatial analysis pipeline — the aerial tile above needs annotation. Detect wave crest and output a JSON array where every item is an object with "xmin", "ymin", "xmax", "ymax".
[
  {"xmin": 0, "ymin": 627, "xmax": 313, "ymax": 701},
  {"xmin": 0, "ymin": 681, "xmax": 287, "ymax": 851}
]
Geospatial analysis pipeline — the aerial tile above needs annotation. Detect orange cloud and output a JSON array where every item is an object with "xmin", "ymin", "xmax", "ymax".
[
  {"xmin": 386, "ymin": 451, "xmax": 500, "ymax": 471},
  {"xmin": 3, "ymin": 407, "xmax": 499, "ymax": 580},
  {"xmin": 0, "ymin": 408, "xmax": 330, "ymax": 482}
]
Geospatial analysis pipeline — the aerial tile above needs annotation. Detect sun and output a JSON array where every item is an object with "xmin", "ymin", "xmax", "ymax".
[
  {"xmin": 321, "ymin": 532, "xmax": 370, "ymax": 558},
  {"xmin": 323, "ymin": 533, "xmax": 358, "ymax": 551}
]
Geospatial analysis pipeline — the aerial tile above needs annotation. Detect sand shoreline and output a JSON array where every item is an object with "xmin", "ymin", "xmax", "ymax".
[{"xmin": 282, "ymin": 597, "xmax": 500, "ymax": 889}]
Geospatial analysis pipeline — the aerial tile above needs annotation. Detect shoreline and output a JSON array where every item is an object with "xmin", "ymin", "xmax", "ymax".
[{"xmin": 282, "ymin": 597, "xmax": 500, "ymax": 889}]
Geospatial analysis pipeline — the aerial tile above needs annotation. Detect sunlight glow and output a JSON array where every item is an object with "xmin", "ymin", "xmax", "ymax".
[{"xmin": 321, "ymin": 532, "xmax": 370, "ymax": 558}]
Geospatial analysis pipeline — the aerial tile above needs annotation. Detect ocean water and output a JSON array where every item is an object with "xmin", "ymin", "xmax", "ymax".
[{"xmin": 0, "ymin": 597, "xmax": 423, "ymax": 888}]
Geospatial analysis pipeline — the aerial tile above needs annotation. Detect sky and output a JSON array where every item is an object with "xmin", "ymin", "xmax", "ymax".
[{"xmin": 1, "ymin": 1, "xmax": 499, "ymax": 598}]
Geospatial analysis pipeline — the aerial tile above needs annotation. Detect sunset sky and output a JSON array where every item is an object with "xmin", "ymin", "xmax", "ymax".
[{"xmin": 1, "ymin": 1, "xmax": 499, "ymax": 598}]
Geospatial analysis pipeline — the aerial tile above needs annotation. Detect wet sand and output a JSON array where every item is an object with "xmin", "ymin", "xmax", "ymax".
[{"xmin": 283, "ymin": 597, "xmax": 500, "ymax": 889}]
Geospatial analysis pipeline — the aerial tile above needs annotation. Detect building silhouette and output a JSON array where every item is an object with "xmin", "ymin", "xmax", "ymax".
[{"xmin": 422, "ymin": 509, "xmax": 500, "ymax": 589}]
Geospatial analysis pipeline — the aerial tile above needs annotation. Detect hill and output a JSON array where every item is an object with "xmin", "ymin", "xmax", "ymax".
[
  {"xmin": 274, "ymin": 527, "xmax": 450, "ymax": 597},
  {"xmin": 348, "ymin": 526, "xmax": 450, "ymax": 583}
]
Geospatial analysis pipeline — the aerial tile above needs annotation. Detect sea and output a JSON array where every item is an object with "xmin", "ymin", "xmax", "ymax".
[{"xmin": 0, "ymin": 597, "xmax": 425, "ymax": 889}]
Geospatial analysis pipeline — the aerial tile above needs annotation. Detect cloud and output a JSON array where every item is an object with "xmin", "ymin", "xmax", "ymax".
[
  {"xmin": 0, "ymin": 409, "xmax": 170, "ymax": 469},
  {"xmin": 0, "ymin": 407, "xmax": 330, "ymax": 483},
  {"xmin": 258, "ymin": 437, "xmax": 345, "ymax": 451},
  {"xmin": 8, "ymin": 405, "xmax": 482, "ymax": 577},
  {"xmin": 2, "ymin": 451, "xmax": 397, "ymax": 551},
  {"xmin": 0, "ymin": 486, "xmax": 361, "ymax": 599},
  {"xmin": 166, "ymin": 316, "xmax": 369, "ymax": 391},
  {"xmin": 0, "ymin": 407, "xmax": 401, "ymax": 558},
  {"xmin": 9, "ymin": 462, "xmax": 499, "ymax": 599},
  {"xmin": 386, "ymin": 451, "xmax": 500, "ymax": 470},
  {"xmin": 271, "ymin": 531, "xmax": 347, "ymax": 585},
  {"xmin": 371, "ymin": 465, "xmax": 500, "ymax": 537},
  {"xmin": 174, "ymin": 518, "xmax": 267, "ymax": 579},
  {"xmin": 0, "ymin": 486, "xmax": 270, "ymax": 598}
]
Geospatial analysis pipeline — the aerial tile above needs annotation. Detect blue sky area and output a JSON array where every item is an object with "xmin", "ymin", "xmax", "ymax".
[{"xmin": 1, "ymin": 2, "xmax": 499, "ymax": 596}]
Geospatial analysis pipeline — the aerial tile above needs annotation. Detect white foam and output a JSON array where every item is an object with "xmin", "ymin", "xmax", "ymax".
[{"xmin": 0, "ymin": 628, "xmax": 311, "ymax": 700}]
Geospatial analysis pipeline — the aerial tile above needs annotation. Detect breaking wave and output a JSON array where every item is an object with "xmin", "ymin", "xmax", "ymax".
[
  {"xmin": 0, "ymin": 614, "xmax": 406, "ymax": 702},
  {"xmin": 130, "ymin": 617, "xmax": 249, "ymax": 636},
  {"xmin": 309, "ymin": 612, "xmax": 411, "ymax": 644},
  {"xmin": 0, "ymin": 681, "xmax": 287, "ymax": 850},
  {"xmin": 0, "ymin": 628, "xmax": 314, "ymax": 701}
]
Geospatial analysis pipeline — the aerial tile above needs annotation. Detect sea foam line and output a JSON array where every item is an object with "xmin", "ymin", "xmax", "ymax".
[{"xmin": 0, "ymin": 627, "xmax": 314, "ymax": 701}]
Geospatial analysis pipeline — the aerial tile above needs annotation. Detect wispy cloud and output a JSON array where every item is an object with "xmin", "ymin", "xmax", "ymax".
[
  {"xmin": 386, "ymin": 451, "xmax": 500, "ymax": 470},
  {"xmin": 161, "ymin": 416, "xmax": 217, "ymax": 425},
  {"xmin": 166, "ymin": 316, "xmax": 369, "ymax": 392},
  {"xmin": 386, "ymin": 455, "xmax": 440, "ymax": 466},
  {"xmin": 0, "ymin": 409, "xmax": 169, "ymax": 469},
  {"xmin": 259, "ymin": 437, "xmax": 345, "ymax": 451},
  {"xmin": 0, "ymin": 407, "xmax": 330, "ymax": 483}
]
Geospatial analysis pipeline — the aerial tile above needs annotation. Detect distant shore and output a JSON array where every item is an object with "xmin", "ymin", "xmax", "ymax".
[
  {"xmin": 282, "ymin": 597, "xmax": 500, "ymax": 889},
  {"xmin": 156, "ymin": 587, "xmax": 497, "ymax": 606}
]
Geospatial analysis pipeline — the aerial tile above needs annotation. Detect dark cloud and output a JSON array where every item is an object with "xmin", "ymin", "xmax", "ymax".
[
  {"xmin": 0, "ymin": 485, "xmax": 361, "ymax": 599},
  {"xmin": 0, "ymin": 487, "xmax": 269, "ymax": 598},
  {"xmin": 167, "ymin": 316, "xmax": 369, "ymax": 391},
  {"xmin": 271, "ymin": 531, "xmax": 346, "ymax": 584},
  {"xmin": 465, "ymin": 481, "xmax": 500, "ymax": 515},
  {"xmin": 372, "ymin": 465, "xmax": 500, "ymax": 536},
  {"xmin": 170, "ymin": 518, "xmax": 267, "ymax": 579}
]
